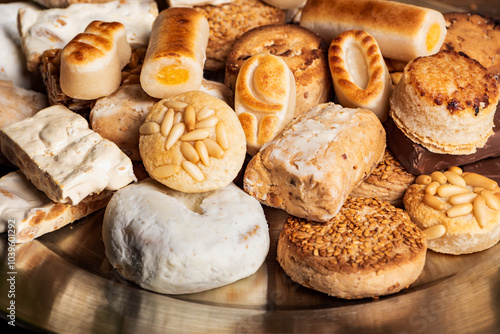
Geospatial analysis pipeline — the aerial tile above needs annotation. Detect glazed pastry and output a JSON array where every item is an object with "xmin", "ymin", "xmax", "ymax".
[
  {"xmin": 0, "ymin": 171, "xmax": 112, "ymax": 243},
  {"xmin": 390, "ymin": 50, "xmax": 499, "ymax": 155},
  {"xmin": 0, "ymin": 105, "xmax": 136, "ymax": 205},
  {"xmin": 140, "ymin": 7, "xmax": 209, "ymax": 99},
  {"xmin": 278, "ymin": 197, "xmax": 427, "ymax": 299},
  {"xmin": 404, "ymin": 166, "xmax": 500, "ymax": 254},
  {"xmin": 60, "ymin": 20, "xmax": 132, "ymax": 100},
  {"xmin": 300, "ymin": 0, "xmax": 446, "ymax": 62},
  {"xmin": 244, "ymin": 103, "xmax": 386, "ymax": 222},
  {"xmin": 139, "ymin": 91, "xmax": 246, "ymax": 193},
  {"xmin": 234, "ymin": 54, "xmax": 296, "ymax": 155},
  {"xmin": 329, "ymin": 30, "xmax": 392, "ymax": 122},
  {"xmin": 102, "ymin": 179, "xmax": 269, "ymax": 294}
]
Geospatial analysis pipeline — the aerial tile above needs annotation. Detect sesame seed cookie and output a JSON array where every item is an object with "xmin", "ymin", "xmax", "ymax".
[
  {"xmin": 277, "ymin": 197, "xmax": 427, "ymax": 299},
  {"xmin": 138, "ymin": 91, "xmax": 246, "ymax": 193}
]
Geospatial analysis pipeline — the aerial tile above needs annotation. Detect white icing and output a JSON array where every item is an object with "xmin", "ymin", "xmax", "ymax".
[
  {"xmin": 102, "ymin": 180, "xmax": 269, "ymax": 294},
  {"xmin": 1, "ymin": 105, "xmax": 136, "ymax": 205},
  {"xmin": 19, "ymin": 0, "xmax": 158, "ymax": 68}
]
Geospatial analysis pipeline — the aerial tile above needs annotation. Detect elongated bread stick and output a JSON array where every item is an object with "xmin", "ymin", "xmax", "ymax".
[
  {"xmin": 140, "ymin": 8, "xmax": 209, "ymax": 99},
  {"xmin": 300, "ymin": 0, "xmax": 446, "ymax": 62}
]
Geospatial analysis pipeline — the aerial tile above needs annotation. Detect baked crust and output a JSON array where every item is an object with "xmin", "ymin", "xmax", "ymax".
[
  {"xmin": 225, "ymin": 24, "xmax": 331, "ymax": 116},
  {"xmin": 243, "ymin": 103, "xmax": 386, "ymax": 222},
  {"xmin": 193, "ymin": 0, "xmax": 285, "ymax": 71},
  {"xmin": 350, "ymin": 149, "xmax": 415, "ymax": 207},
  {"xmin": 441, "ymin": 12, "xmax": 500, "ymax": 80},
  {"xmin": 390, "ymin": 50, "xmax": 499, "ymax": 155},
  {"xmin": 277, "ymin": 197, "xmax": 427, "ymax": 299}
]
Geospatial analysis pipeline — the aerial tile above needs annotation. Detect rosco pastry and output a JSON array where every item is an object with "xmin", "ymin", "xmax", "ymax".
[
  {"xmin": 225, "ymin": 24, "xmax": 331, "ymax": 117},
  {"xmin": 192, "ymin": 0, "xmax": 285, "ymax": 71},
  {"xmin": 390, "ymin": 50, "xmax": 499, "ymax": 155},
  {"xmin": 404, "ymin": 166, "xmax": 500, "ymax": 255},
  {"xmin": 139, "ymin": 91, "xmax": 246, "ymax": 193},
  {"xmin": 300, "ymin": 0, "xmax": 446, "ymax": 62},
  {"xmin": 18, "ymin": 0, "xmax": 158, "ymax": 71},
  {"xmin": 0, "ymin": 105, "xmax": 136, "ymax": 205},
  {"xmin": 278, "ymin": 197, "xmax": 427, "ymax": 299},
  {"xmin": 0, "ymin": 171, "xmax": 112, "ymax": 243},
  {"xmin": 234, "ymin": 54, "xmax": 296, "ymax": 155},
  {"xmin": 102, "ymin": 179, "xmax": 269, "ymax": 294},
  {"xmin": 329, "ymin": 30, "xmax": 393, "ymax": 122},
  {"xmin": 350, "ymin": 149, "xmax": 415, "ymax": 207},
  {"xmin": 140, "ymin": 7, "xmax": 209, "ymax": 99},
  {"xmin": 60, "ymin": 21, "xmax": 132, "ymax": 100},
  {"xmin": 244, "ymin": 103, "xmax": 386, "ymax": 222},
  {"xmin": 90, "ymin": 84, "xmax": 158, "ymax": 161}
]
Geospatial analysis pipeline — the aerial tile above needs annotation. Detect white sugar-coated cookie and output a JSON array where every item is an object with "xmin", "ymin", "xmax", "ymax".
[{"xmin": 102, "ymin": 179, "xmax": 269, "ymax": 294}]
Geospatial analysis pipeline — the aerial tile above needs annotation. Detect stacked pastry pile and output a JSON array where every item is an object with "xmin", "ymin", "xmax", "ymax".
[{"xmin": 1, "ymin": 0, "xmax": 500, "ymax": 299}]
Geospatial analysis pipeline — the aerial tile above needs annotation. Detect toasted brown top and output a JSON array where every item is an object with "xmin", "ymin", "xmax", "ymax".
[
  {"xmin": 63, "ymin": 33, "xmax": 112, "ymax": 64},
  {"xmin": 441, "ymin": 12, "xmax": 500, "ymax": 79},
  {"xmin": 280, "ymin": 197, "xmax": 427, "ymax": 274},
  {"xmin": 301, "ymin": 0, "xmax": 428, "ymax": 36},
  {"xmin": 406, "ymin": 50, "xmax": 499, "ymax": 116}
]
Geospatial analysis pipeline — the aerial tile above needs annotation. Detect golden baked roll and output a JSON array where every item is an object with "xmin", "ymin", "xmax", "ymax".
[
  {"xmin": 193, "ymin": 0, "xmax": 285, "ymax": 71},
  {"xmin": 140, "ymin": 8, "xmax": 209, "ymax": 99},
  {"xmin": 350, "ymin": 149, "xmax": 415, "ymax": 207},
  {"xmin": 225, "ymin": 24, "xmax": 331, "ymax": 117},
  {"xmin": 300, "ymin": 0, "xmax": 446, "ymax": 62},
  {"xmin": 278, "ymin": 197, "xmax": 427, "ymax": 299},
  {"xmin": 139, "ymin": 91, "xmax": 246, "ymax": 193},
  {"xmin": 390, "ymin": 50, "xmax": 499, "ymax": 155},
  {"xmin": 404, "ymin": 166, "xmax": 500, "ymax": 255},
  {"xmin": 234, "ymin": 54, "xmax": 296, "ymax": 155},
  {"xmin": 329, "ymin": 30, "xmax": 392, "ymax": 121},
  {"xmin": 243, "ymin": 103, "xmax": 386, "ymax": 222},
  {"xmin": 60, "ymin": 20, "xmax": 132, "ymax": 100}
]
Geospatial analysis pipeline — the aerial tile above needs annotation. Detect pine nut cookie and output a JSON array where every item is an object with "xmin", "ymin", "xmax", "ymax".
[{"xmin": 139, "ymin": 91, "xmax": 246, "ymax": 193}]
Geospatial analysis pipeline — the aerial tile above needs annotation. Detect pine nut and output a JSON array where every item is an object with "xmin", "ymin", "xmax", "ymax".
[
  {"xmin": 203, "ymin": 138, "xmax": 224, "ymax": 158},
  {"xmin": 173, "ymin": 112, "xmax": 183, "ymax": 124},
  {"xmin": 165, "ymin": 123, "xmax": 185, "ymax": 150},
  {"xmin": 152, "ymin": 164, "xmax": 180, "ymax": 178},
  {"xmin": 160, "ymin": 108, "xmax": 175, "ymax": 137},
  {"xmin": 139, "ymin": 122, "xmax": 160, "ymax": 135},
  {"xmin": 447, "ymin": 166, "xmax": 463, "ymax": 175},
  {"xmin": 196, "ymin": 106, "xmax": 215, "ymax": 120},
  {"xmin": 415, "ymin": 175, "xmax": 432, "ymax": 185},
  {"xmin": 195, "ymin": 140, "xmax": 210, "ymax": 167},
  {"xmin": 180, "ymin": 142, "xmax": 199, "ymax": 164},
  {"xmin": 463, "ymin": 173, "xmax": 498, "ymax": 191},
  {"xmin": 446, "ymin": 203, "xmax": 473, "ymax": 218},
  {"xmin": 437, "ymin": 184, "xmax": 468, "ymax": 198},
  {"xmin": 430, "ymin": 171, "xmax": 447, "ymax": 184},
  {"xmin": 481, "ymin": 190, "xmax": 500, "ymax": 211},
  {"xmin": 195, "ymin": 116, "xmax": 218, "ymax": 129},
  {"xmin": 422, "ymin": 224, "xmax": 446, "ymax": 240},
  {"xmin": 216, "ymin": 121, "xmax": 229, "ymax": 150},
  {"xmin": 424, "ymin": 181, "xmax": 440, "ymax": 195},
  {"xmin": 423, "ymin": 194, "xmax": 445, "ymax": 211},
  {"xmin": 474, "ymin": 187, "xmax": 485, "ymax": 193},
  {"xmin": 443, "ymin": 171, "xmax": 466, "ymax": 187},
  {"xmin": 449, "ymin": 192, "xmax": 477, "ymax": 205},
  {"xmin": 180, "ymin": 128, "xmax": 210, "ymax": 142},
  {"xmin": 163, "ymin": 100, "xmax": 188, "ymax": 111},
  {"xmin": 473, "ymin": 195, "xmax": 488, "ymax": 228},
  {"xmin": 184, "ymin": 105, "xmax": 196, "ymax": 131},
  {"xmin": 181, "ymin": 160, "xmax": 204, "ymax": 182}
]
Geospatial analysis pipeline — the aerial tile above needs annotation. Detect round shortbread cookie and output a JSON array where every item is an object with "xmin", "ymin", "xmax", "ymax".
[
  {"xmin": 139, "ymin": 91, "xmax": 246, "ymax": 193},
  {"xmin": 102, "ymin": 179, "xmax": 270, "ymax": 294}
]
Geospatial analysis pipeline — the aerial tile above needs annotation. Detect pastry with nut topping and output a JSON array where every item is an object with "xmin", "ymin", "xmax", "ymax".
[
  {"xmin": 404, "ymin": 166, "xmax": 500, "ymax": 255},
  {"xmin": 277, "ymin": 197, "xmax": 427, "ymax": 299},
  {"xmin": 139, "ymin": 91, "xmax": 246, "ymax": 193}
]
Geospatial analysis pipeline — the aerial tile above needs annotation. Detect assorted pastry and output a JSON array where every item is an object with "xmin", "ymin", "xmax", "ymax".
[{"xmin": 1, "ymin": 0, "xmax": 500, "ymax": 300}]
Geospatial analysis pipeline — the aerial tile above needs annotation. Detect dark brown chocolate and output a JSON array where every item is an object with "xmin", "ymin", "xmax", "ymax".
[
  {"xmin": 462, "ymin": 157, "xmax": 500, "ymax": 183},
  {"xmin": 385, "ymin": 104, "xmax": 500, "ymax": 175}
]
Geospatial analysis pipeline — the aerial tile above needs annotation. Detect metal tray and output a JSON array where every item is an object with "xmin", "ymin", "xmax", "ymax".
[{"xmin": 2, "ymin": 1, "xmax": 500, "ymax": 333}]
